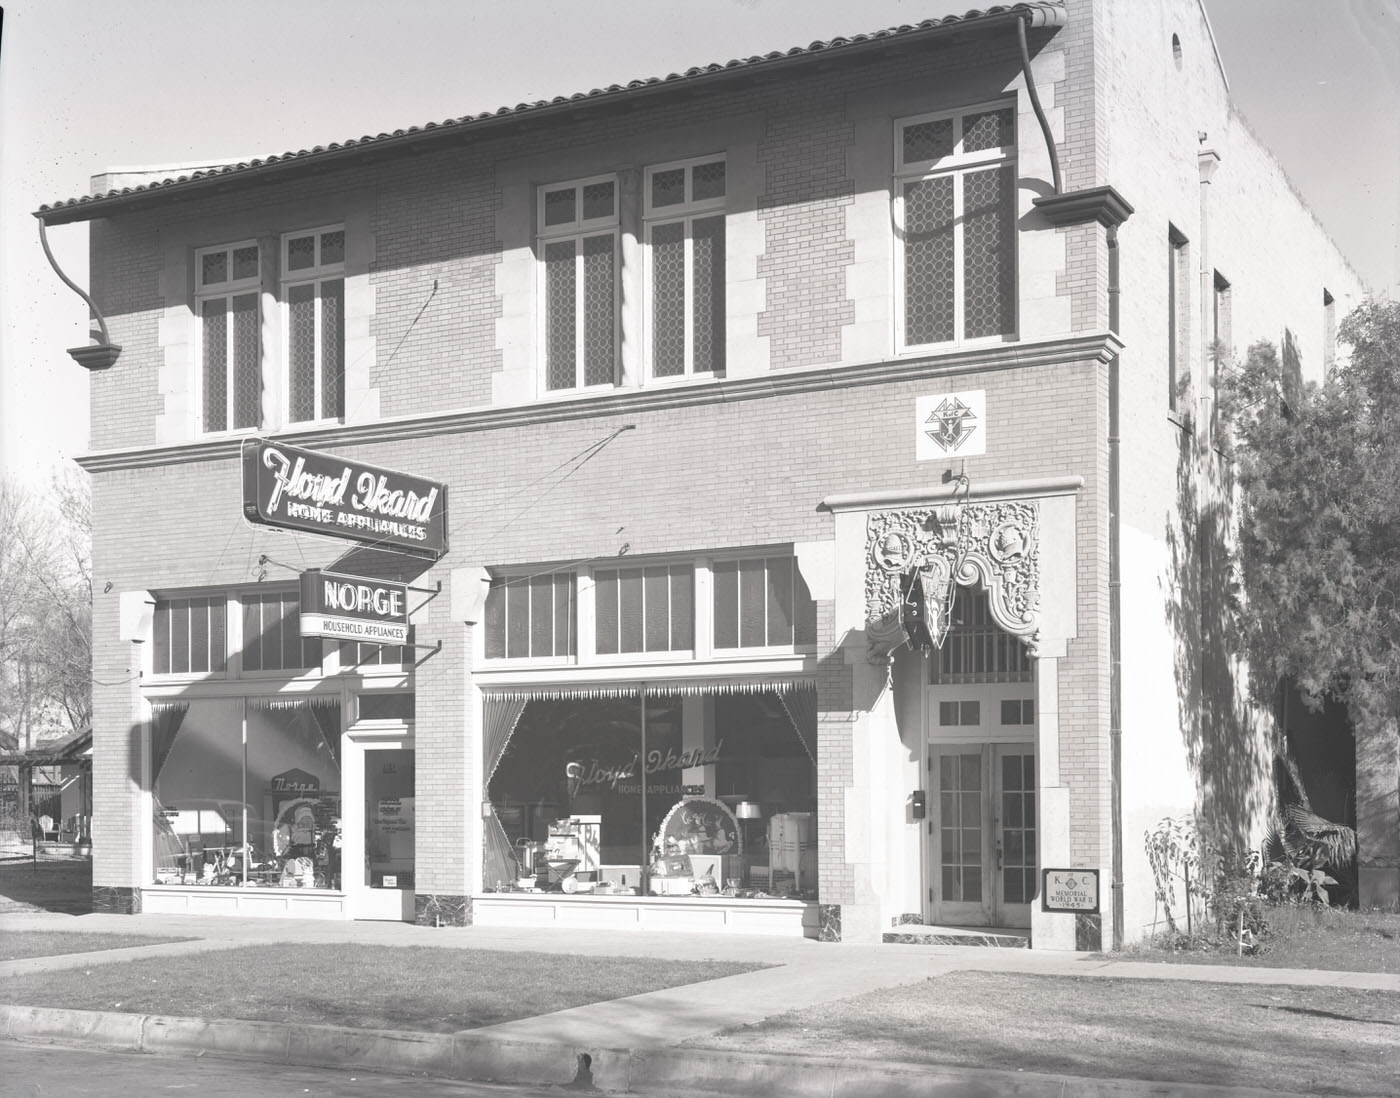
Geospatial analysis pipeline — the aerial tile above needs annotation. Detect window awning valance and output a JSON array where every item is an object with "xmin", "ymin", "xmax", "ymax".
[
  {"xmin": 481, "ymin": 677, "xmax": 817, "ymax": 769},
  {"xmin": 479, "ymin": 678, "xmax": 815, "ymax": 702},
  {"xmin": 248, "ymin": 696, "xmax": 341, "ymax": 712}
]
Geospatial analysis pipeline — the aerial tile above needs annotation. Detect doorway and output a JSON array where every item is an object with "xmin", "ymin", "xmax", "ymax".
[
  {"xmin": 345, "ymin": 738, "xmax": 415, "ymax": 921},
  {"xmin": 926, "ymin": 740, "xmax": 1036, "ymax": 928}
]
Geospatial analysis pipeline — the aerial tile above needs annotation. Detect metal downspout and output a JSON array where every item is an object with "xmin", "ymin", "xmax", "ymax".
[
  {"xmin": 1017, "ymin": 13, "xmax": 1063, "ymax": 195},
  {"xmin": 1108, "ymin": 225, "xmax": 1124, "ymax": 950}
]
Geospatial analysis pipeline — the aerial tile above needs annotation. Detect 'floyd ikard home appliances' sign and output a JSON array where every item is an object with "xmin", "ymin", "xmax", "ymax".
[
  {"xmin": 299, "ymin": 569, "xmax": 410, "ymax": 645},
  {"xmin": 242, "ymin": 440, "xmax": 447, "ymax": 559}
]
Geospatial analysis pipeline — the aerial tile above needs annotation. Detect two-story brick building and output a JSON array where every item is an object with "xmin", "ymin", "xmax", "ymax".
[{"xmin": 38, "ymin": 0, "xmax": 1366, "ymax": 947}]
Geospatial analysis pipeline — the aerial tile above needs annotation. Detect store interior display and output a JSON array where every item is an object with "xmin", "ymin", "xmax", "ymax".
[
  {"xmin": 151, "ymin": 700, "xmax": 343, "ymax": 889},
  {"xmin": 487, "ymin": 692, "xmax": 817, "ymax": 899}
]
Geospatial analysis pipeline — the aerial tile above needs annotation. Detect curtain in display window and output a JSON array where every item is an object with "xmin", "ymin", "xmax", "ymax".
[
  {"xmin": 777, "ymin": 683, "xmax": 817, "ymax": 766},
  {"xmin": 150, "ymin": 702, "xmax": 190, "ymax": 783},
  {"xmin": 482, "ymin": 695, "xmax": 529, "ymax": 888}
]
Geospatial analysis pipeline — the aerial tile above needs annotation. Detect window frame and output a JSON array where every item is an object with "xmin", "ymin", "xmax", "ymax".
[
  {"xmin": 152, "ymin": 594, "xmax": 229, "ymax": 679},
  {"xmin": 709, "ymin": 553, "xmax": 818, "ymax": 656},
  {"xmin": 1210, "ymin": 269, "xmax": 1232, "ymax": 442},
  {"xmin": 281, "ymin": 224, "xmax": 347, "ymax": 427},
  {"xmin": 590, "ymin": 561, "xmax": 697, "ymax": 661},
  {"xmin": 893, "ymin": 101, "xmax": 1019, "ymax": 352},
  {"xmin": 481, "ymin": 551, "xmax": 817, "ymax": 667},
  {"xmin": 239, "ymin": 588, "xmax": 324, "ymax": 679},
  {"xmin": 149, "ymin": 587, "xmax": 417, "ymax": 683},
  {"xmin": 1322, "ymin": 288, "xmax": 1337, "ymax": 375},
  {"xmin": 194, "ymin": 239, "xmax": 263, "ymax": 436},
  {"xmin": 643, "ymin": 155, "xmax": 727, "ymax": 382},
  {"xmin": 537, "ymin": 174, "xmax": 621, "ymax": 394},
  {"xmin": 1167, "ymin": 224, "xmax": 1191, "ymax": 415},
  {"xmin": 482, "ymin": 571, "xmax": 578, "ymax": 664}
]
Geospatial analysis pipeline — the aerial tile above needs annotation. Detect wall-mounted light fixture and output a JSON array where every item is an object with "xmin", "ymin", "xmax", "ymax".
[{"xmin": 36, "ymin": 217, "xmax": 121, "ymax": 371}]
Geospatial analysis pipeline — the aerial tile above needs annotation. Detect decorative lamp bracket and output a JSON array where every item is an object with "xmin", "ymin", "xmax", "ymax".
[{"xmin": 36, "ymin": 217, "xmax": 121, "ymax": 371}]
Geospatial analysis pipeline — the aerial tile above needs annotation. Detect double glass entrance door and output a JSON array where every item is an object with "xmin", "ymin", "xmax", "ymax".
[{"xmin": 930, "ymin": 742, "xmax": 1036, "ymax": 928}]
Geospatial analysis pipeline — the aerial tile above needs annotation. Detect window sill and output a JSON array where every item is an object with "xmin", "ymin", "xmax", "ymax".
[
  {"xmin": 145, "ymin": 672, "xmax": 229, "ymax": 686},
  {"xmin": 896, "ymin": 334, "xmax": 1018, "ymax": 357},
  {"xmin": 537, "ymin": 372, "xmax": 723, "ymax": 402}
]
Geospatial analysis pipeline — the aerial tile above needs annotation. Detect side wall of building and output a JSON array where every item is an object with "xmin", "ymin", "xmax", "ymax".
[{"xmin": 1096, "ymin": 0, "xmax": 1366, "ymax": 939}]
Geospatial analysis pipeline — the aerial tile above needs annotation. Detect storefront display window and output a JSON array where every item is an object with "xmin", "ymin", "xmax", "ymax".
[
  {"xmin": 484, "ymin": 687, "xmax": 815, "ymax": 899},
  {"xmin": 152, "ymin": 697, "xmax": 341, "ymax": 888}
]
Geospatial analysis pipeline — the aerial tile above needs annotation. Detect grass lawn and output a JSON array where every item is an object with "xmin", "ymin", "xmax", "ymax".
[
  {"xmin": 0, "ymin": 943, "xmax": 767, "ymax": 1032},
  {"xmin": 1129, "ymin": 907, "xmax": 1400, "ymax": 974},
  {"xmin": 1, "ymin": 931, "xmax": 194, "ymax": 962},
  {"xmin": 0, "ymin": 857, "xmax": 92, "ymax": 914},
  {"xmin": 690, "ymin": 970, "xmax": 1400, "ymax": 1098}
]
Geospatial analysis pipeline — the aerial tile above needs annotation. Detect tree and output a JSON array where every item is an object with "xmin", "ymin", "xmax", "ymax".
[
  {"xmin": 1224, "ymin": 299, "xmax": 1400, "ymax": 905},
  {"xmin": 0, "ymin": 471, "xmax": 92, "ymax": 751}
]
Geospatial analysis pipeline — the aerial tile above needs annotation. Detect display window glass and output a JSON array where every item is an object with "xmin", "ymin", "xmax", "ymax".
[
  {"xmin": 151, "ymin": 698, "xmax": 341, "ymax": 888},
  {"xmin": 485, "ymin": 689, "xmax": 816, "ymax": 899}
]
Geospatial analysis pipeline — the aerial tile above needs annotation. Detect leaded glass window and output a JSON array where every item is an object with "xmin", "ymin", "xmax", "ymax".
[
  {"xmin": 539, "ymin": 178, "xmax": 618, "ymax": 392},
  {"xmin": 646, "ymin": 157, "xmax": 726, "ymax": 379},
  {"xmin": 897, "ymin": 105, "xmax": 1017, "ymax": 347},
  {"xmin": 197, "ymin": 242, "xmax": 262, "ymax": 433},
  {"xmin": 283, "ymin": 227, "xmax": 346, "ymax": 424}
]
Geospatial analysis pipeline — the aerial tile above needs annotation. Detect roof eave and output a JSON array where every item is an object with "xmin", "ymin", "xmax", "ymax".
[{"xmin": 35, "ymin": 4, "xmax": 1064, "ymax": 225}]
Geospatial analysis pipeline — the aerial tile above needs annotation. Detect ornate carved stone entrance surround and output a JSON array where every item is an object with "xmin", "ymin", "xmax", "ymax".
[{"xmin": 864, "ymin": 498, "xmax": 1041, "ymax": 665}]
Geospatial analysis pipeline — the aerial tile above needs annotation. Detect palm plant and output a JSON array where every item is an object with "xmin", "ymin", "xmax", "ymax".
[{"xmin": 1263, "ymin": 748, "xmax": 1357, "ymax": 905}]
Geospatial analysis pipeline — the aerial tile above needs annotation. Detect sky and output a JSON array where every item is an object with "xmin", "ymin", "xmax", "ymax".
[{"xmin": 1, "ymin": 0, "xmax": 1396, "ymax": 492}]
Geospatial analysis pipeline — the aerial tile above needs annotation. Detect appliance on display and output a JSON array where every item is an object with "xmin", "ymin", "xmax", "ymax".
[
  {"xmin": 735, "ymin": 800, "xmax": 763, "ymax": 876},
  {"xmin": 769, "ymin": 811, "xmax": 816, "ymax": 893},
  {"xmin": 543, "ymin": 815, "xmax": 601, "ymax": 888}
]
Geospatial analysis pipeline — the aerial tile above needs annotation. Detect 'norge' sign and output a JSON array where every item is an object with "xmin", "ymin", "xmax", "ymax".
[
  {"xmin": 299, "ymin": 569, "xmax": 410, "ymax": 644},
  {"xmin": 242, "ymin": 440, "xmax": 447, "ymax": 559}
]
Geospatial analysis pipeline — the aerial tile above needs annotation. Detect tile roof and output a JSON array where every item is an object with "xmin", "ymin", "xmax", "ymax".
[{"xmin": 36, "ymin": 3, "xmax": 1065, "ymax": 223}]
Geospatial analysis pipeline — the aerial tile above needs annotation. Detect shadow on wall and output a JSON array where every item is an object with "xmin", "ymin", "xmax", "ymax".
[{"xmin": 1164, "ymin": 426, "xmax": 1270, "ymax": 855}]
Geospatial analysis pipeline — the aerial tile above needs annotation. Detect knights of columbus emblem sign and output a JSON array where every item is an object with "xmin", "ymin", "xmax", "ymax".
[{"xmin": 916, "ymin": 390, "xmax": 987, "ymax": 460}]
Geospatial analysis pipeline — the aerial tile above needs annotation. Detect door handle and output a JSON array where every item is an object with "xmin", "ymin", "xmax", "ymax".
[{"xmin": 995, "ymin": 840, "xmax": 1003, "ymax": 870}]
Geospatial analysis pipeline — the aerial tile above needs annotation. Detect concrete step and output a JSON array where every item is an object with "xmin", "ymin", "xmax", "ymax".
[{"xmin": 882, "ymin": 924, "xmax": 1029, "ymax": 947}]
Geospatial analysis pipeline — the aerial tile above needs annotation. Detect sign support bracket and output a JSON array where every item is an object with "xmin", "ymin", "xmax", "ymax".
[{"xmin": 409, "ymin": 639, "xmax": 443, "ymax": 667}]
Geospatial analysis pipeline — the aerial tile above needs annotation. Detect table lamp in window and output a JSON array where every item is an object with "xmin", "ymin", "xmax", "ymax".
[{"xmin": 735, "ymin": 800, "xmax": 763, "ymax": 863}]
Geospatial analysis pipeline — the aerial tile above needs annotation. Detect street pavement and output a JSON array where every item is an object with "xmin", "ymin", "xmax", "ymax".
[{"xmin": 2, "ymin": 906, "xmax": 1397, "ymax": 1097}]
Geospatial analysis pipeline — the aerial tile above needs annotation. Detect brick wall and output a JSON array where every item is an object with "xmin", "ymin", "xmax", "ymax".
[{"xmin": 77, "ymin": 1, "xmax": 1364, "ymax": 936}]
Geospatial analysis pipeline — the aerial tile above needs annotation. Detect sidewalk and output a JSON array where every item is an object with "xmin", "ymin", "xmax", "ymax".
[{"xmin": 3, "ymin": 908, "xmax": 1396, "ymax": 1097}]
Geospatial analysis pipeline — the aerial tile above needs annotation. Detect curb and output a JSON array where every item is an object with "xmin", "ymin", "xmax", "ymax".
[{"xmin": 0, "ymin": 1003, "xmax": 1316, "ymax": 1097}]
